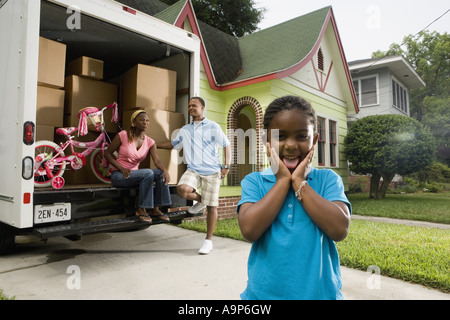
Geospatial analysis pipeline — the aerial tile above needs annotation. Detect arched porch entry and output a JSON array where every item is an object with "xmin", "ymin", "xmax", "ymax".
[{"xmin": 227, "ymin": 97, "xmax": 264, "ymax": 186}]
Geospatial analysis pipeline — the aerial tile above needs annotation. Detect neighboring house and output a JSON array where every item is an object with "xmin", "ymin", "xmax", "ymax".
[
  {"xmin": 348, "ymin": 56, "xmax": 426, "ymax": 122},
  {"xmin": 119, "ymin": 0, "xmax": 359, "ymax": 188},
  {"xmin": 347, "ymin": 56, "xmax": 426, "ymax": 190}
]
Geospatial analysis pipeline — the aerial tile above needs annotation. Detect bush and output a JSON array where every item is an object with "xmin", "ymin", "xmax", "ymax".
[
  {"xmin": 422, "ymin": 182, "xmax": 444, "ymax": 193},
  {"xmin": 410, "ymin": 162, "xmax": 450, "ymax": 184},
  {"xmin": 345, "ymin": 115, "xmax": 436, "ymax": 199}
]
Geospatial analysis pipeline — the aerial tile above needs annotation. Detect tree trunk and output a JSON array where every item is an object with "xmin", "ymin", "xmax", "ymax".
[
  {"xmin": 376, "ymin": 173, "xmax": 395, "ymax": 200},
  {"xmin": 369, "ymin": 173, "xmax": 381, "ymax": 199}
]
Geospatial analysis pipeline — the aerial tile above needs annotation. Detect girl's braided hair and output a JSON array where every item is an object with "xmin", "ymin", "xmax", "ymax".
[{"xmin": 263, "ymin": 96, "xmax": 317, "ymax": 131}]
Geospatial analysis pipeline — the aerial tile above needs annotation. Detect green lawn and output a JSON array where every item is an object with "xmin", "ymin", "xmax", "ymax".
[
  {"xmin": 347, "ymin": 192, "xmax": 450, "ymax": 224},
  {"xmin": 219, "ymin": 186, "xmax": 242, "ymax": 197},
  {"xmin": 180, "ymin": 192, "xmax": 450, "ymax": 292},
  {"xmin": 336, "ymin": 220, "xmax": 450, "ymax": 292}
]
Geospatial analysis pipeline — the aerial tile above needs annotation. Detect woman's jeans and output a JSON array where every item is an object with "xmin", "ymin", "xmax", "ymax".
[{"xmin": 110, "ymin": 169, "xmax": 172, "ymax": 209}]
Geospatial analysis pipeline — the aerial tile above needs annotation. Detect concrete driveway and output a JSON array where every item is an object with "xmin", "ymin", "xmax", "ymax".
[{"xmin": 0, "ymin": 224, "xmax": 448, "ymax": 300}]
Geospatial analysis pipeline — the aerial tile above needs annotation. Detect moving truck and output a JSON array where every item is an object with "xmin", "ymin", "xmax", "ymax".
[{"xmin": 0, "ymin": 0, "xmax": 202, "ymax": 253}]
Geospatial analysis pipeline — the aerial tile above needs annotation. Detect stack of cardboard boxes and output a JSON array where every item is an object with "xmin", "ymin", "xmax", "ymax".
[
  {"xmin": 63, "ymin": 56, "xmax": 118, "ymax": 184},
  {"xmin": 120, "ymin": 64, "xmax": 186, "ymax": 183},
  {"xmin": 36, "ymin": 37, "xmax": 186, "ymax": 186},
  {"xmin": 36, "ymin": 37, "xmax": 66, "ymax": 142},
  {"xmin": 65, "ymin": 56, "xmax": 118, "ymax": 133}
]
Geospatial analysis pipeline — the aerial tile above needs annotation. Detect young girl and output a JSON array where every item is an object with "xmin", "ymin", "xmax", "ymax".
[
  {"xmin": 105, "ymin": 110, "xmax": 172, "ymax": 223},
  {"xmin": 237, "ymin": 96, "xmax": 351, "ymax": 300}
]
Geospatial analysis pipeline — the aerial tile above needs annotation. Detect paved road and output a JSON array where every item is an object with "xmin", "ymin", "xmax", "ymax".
[{"xmin": 0, "ymin": 224, "xmax": 448, "ymax": 300}]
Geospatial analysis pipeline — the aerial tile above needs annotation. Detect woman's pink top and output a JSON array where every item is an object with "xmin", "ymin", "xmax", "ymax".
[{"xmin": 115, "ymin": 130, "xmax": 155, "ymax": 171}]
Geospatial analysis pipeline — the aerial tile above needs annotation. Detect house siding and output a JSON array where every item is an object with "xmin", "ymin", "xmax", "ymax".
[
  {"xmin": 200, "ymin": 75, "xmax": 350, "ymax": 190},
  {"xmin": 352, "ymin": 67, "xmax": 410, "ymax": 119}
]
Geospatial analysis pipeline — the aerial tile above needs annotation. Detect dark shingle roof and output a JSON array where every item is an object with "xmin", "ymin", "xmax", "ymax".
[{"xmin": 198, "ymin": 21, "xmax": 242, "ymax": 84}]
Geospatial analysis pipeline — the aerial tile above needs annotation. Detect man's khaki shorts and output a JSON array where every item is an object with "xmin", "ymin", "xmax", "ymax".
[{"xmin": 178, "ymin": 169, "xmax": 221, "ymax": 207}]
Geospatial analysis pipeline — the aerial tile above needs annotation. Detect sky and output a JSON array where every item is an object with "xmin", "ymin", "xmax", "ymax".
[{"xmin": 254, "ymin": 0, "xmax": 449, "ymax": 62}]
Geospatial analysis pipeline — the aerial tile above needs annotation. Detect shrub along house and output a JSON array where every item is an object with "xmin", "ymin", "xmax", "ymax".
[{"xmin": 119, "ymin": 0, "xmax": 359, "ymax": 193}]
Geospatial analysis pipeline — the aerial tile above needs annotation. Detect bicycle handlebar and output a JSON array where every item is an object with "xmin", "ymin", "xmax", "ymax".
[{"xmin": 78, "ymin": 102, "xmax": 119, "ymax": 136}]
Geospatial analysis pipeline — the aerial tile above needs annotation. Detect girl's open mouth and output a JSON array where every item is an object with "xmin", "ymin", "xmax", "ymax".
[{"xmin": 281, "ymin": 156, "xmax": 301, "ymax": 170}]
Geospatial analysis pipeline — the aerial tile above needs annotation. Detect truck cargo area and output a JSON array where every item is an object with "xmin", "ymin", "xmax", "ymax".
[
  {"xmin": 31, "ymin": 1, "xmax": 195, "ymax": 237},
  {"xmin": 0, "ymin": 0, "xmax": 201, "ymax": 253},
  {"xmin": 40, "ymin": 1, "xmax": 189, "ymax": 82}
]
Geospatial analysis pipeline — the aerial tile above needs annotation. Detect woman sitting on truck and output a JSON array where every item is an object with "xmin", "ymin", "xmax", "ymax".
[{"xmin": 105, "ymin": 110, "xmax": 172, "ymax": 223}]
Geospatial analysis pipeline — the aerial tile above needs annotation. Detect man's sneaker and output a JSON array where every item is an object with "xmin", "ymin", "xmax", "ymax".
[
  {"xmin": 198, "ymin": 239, "xmax": 213, "ymax": 255},
  {"xmin": 188, "ymin": 202, "xmax": 206, "ymax": 214}
]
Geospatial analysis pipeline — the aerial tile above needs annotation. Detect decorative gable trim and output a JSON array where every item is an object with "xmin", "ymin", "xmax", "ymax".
[{"xmin": 311, "ymin": 59, "xmax": 334, "ymax": 92}]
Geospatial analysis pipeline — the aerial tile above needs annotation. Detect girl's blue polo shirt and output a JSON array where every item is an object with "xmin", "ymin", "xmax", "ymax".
[{"xmin": 237, "ymin": 167, "xmax": 351, "ymax": 300}]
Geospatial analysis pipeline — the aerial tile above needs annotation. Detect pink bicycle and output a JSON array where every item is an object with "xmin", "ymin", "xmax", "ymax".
[{"xmin": 34, "ymin": 102, "xmax": 119, "ymax": 189}]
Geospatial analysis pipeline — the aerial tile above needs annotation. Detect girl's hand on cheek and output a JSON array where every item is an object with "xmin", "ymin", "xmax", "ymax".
[
  {"xmin": 292, "ymin": 146, "xmax": 314, "ymax": 184},
  {"xmin": 267, "ymin": 142, "xmax": 291, "ymax": 181}
]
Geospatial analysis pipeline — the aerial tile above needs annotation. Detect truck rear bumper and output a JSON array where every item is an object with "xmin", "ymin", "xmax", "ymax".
[
  {"xmin": 32, "ymin": 210, "xmax": 202, "ymax": 239},
  {"xmin": 32, "ymin": 185, "xmax": 195, "ymax": 239}
]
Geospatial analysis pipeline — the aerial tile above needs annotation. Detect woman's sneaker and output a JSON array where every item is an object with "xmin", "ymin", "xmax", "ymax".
[{"xmin": 198, "ymin": 239, "xmax": 213, "ymax": 255}]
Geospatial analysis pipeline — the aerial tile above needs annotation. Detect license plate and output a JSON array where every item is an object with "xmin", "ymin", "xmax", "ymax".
[{"xmin": 34, "ymin": 203, "xmax": 71, "ymax": 224}]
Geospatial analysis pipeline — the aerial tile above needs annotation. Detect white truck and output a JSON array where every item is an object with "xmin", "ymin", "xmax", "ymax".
[{"xmin": 0, "ymin": 0, "xmax": 201, "ymax": 253}]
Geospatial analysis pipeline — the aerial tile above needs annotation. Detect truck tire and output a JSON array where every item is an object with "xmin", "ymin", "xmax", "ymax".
[{"xmin": 0, "ymin": 223, "xmax": 16, "ymax": 254}]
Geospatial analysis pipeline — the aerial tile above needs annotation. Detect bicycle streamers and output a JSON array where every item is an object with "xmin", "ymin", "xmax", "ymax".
[
  {"xmin": 77, "ymin": 106, "xmax": 99, "ymax": 136},
  {"xmin": 110, "ymin": 102, "xmax": 119, "ymax": 123}
]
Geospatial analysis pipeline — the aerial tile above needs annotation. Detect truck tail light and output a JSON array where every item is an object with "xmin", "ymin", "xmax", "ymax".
[
  {"xmin": 23, "ymin": 121, "xmax": 35, "ymax": 145},
  {"xmin": 23, "ymin": 193, "xmax": 31, "ymax": 204}
]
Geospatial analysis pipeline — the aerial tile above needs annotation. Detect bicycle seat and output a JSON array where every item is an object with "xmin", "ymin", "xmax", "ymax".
[{"xmin": 56, "ymin": 127, "xmax": 78, "ymax": 136}]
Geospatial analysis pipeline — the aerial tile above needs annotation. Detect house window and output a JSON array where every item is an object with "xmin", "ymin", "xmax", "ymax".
[
  {"xmin": 317, "ymin": 117, "xmax": 326, "ymax": 166},
  {"xmin": 392, "ymin": 79, "xmax": 408, "ymax": 113},
  {"xmin": 329, "ymin": 120, "xmax": 337, "ymax": 167},
  {"xmin": 318, "ymin": 48, "xmax": 324, "ymax": 71},
  {"xmin": 353, "ymin": 76, "xmax": 378, "ymax": 107}
]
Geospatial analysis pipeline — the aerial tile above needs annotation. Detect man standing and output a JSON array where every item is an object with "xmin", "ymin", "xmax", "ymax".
[{"xmin": 158, "ymin": 97, "xmax": 231, "ymax": 254}]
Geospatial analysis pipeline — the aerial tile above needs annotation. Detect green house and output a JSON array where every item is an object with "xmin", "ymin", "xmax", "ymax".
[{"xmin": 120, "ymin": 0, "xmax": 359, "ymax": 189}]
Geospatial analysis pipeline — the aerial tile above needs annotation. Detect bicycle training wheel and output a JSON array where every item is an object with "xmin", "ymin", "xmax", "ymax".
[
  {"xmin": 90, "ymin": 148, "xmax": 113, "ymax": 184},
  {"xmin": 34, "ymin": 140, "xmax": 66, "ymax": 188}
]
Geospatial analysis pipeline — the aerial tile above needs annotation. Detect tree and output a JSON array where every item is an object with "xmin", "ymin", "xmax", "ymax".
[
  {"xmin": 344, "ymin": 115, "xmax": 436, "ymax": 199},
  {"xmin": 372, "ymin": 31, "xmax": 450, "ymax": 165},
  {"xmin": 160, "ymin": 0, "xmax": 265, "ymax": 37}
]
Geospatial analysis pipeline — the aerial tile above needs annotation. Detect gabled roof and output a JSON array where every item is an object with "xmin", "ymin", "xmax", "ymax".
[
  {"xmin": 117, "ymin": 1, "xmax": 329, "ymax": 86},
  {"xmin": 197, "ymin": 20, "xmax": 242, "ymax": 84},
  {"xmin": 349, "ymin": 56, "xmax": 426, "ymax": 89},
  {"xmin": 117, "ymin": 0, "xmax": 357, "ymax": 112},
  {"xmin": 236, "ymin": 7, "xmax": 330, "ymax": 82}
]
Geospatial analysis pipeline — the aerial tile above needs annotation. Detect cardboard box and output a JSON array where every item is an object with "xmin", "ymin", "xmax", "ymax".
[
  {"xmin": 38, "ymin": 37, "xmax": 66, "ymax": 88},
  {"xmin": 122, "ymin": 108, "xmax": 185, "ymax": 144},
  {"xmin": 64, "ymin": 75, "xmax": 118, "ymax": 133},
  {"xmin": 67, "ymin": 56, "xmax": 104, "ymax": 80},
  {"xmin": 36, "ymin": 86, "xmax": 65, "ymax": 127},
  {"xmin": 120, "ymin": 64, "xmax": 176, "ymax": 112},
  {"xmin": 36, "ymin": 125, "xmax": 55, "ymax": 142},
  {"xmin": 140, "ymin": 149, "xmax": 186, "ymax": 185}
]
